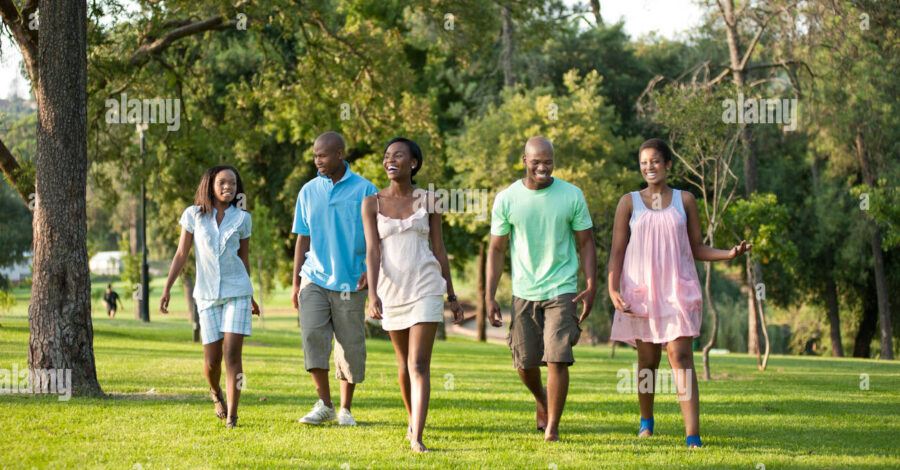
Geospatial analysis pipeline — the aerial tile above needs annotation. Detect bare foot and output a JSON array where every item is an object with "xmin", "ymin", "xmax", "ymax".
[
  {"xmin": 536, "ymin": 386, "xmax": 548, "ymax": 431},
  {"xmin": 536, "ymin": 409, "xmax": 548, "ymax": 431},
  {"xmin": 411, "ymin": 441, "xmax": 430, "ymax": 453}
]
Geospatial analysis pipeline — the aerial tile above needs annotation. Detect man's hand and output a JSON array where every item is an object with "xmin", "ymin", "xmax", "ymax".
[
  {"xmin": 159, "ymin": 289, "xmax": 171, "ymax": 314},
  {"xmin": 291, "ymin": 281, "xmax": 301, "ymax": 310},
  {"xmin": 356, "ymin": 272, "xmax": 368, "ymax": 291},
  {"xmin": 573, "ymin": 286, "xmax": 597, "ymax": 324},
  {"xmin": 486, "ymin": 297, "xmax": 503, "ymax": 327}
]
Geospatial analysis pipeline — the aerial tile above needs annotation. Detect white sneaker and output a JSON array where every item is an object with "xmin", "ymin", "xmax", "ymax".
[
  {"xmin": 298, "ymin": 399, "xmax": 336, "ymax": 425},
  {"xmin": 337, "ymin": 408, "xmax": 357, "ymax": 426}
]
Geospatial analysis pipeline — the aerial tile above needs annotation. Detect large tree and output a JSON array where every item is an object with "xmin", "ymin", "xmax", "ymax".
[{"xmin": 13, "ymin": 0, "xmax": 101, "ymax": 395}]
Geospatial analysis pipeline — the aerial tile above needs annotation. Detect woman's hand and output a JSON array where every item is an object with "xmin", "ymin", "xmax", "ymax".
[
  {"xmin": 368, "ymin": 296, "xmax": 383, "ymax": 320},
  {"xmin": 728, "ymin": 240, "xmax": 753, "ymax": 259},
  {"xmin": 251, "ymin": 297, "xmax": 260, "ymax": 316},
  {"xmin": 159, "ymin": 289, "xmax": 171, "ymax": 314},
  {"xmin": 449, "ymin": 299, "xmax": 465, "ymax": 324},
  {"xmin": 609, "ymin": 289, "xmax": 631, "ymax": 313}
]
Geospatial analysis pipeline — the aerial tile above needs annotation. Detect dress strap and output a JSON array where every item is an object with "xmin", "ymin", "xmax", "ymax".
[
  {"xmin": 672, "ymin": 189, "xmax": 687, "ymax": 221},
  {"xmin": 630, "ymin": 191, "xmax": 645, "ymax": 226}
]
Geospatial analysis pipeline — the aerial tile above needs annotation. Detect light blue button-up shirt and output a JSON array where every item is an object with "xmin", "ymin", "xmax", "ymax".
[
  {"xmin": 292, "ymin": 161, "xmax": 377, "ymax": 292},
  {"xmin": 180, "ymin": 205, "xmax": 254, "ymax": 305}
]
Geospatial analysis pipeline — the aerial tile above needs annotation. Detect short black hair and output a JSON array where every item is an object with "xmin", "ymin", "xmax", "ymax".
[
  {"xmin": 194, "ymin": 165, "xmax": 245, "ymax": 215},
  {"xmin": 384, "ymin": 137, "xmax": 423, "ymax": 184},
  {"xmin": 638, "ymin": 138, "xmax": 673, "ymax": 163}
]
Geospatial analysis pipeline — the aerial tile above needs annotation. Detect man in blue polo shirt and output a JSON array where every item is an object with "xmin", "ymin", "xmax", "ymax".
[{"xmin": 292, "ymin": 131, "xmax": 377, "ymax": 426}]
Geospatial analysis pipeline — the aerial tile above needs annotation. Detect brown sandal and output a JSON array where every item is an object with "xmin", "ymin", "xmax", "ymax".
[
  {"xmin": 209, "ymin": 387, "xmax": 226, "ymax": 420},
  {"xmin": 225, "ymin": 415, "xmax": 238, "ymax": 429}
]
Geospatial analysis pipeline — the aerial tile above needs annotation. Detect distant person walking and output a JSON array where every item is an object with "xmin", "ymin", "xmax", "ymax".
[
  {"xmin": 103, "ymin": 284, "xmax": 121, "ymax": 318},
  {"xmin": 607, "ymin": 138, "xmax": 751, "ymax": 448},
  {"xmin": 485, "ymin": 136, "xmax": 597, "ymax": 442},
  {"xmin": 361, "ymin": 137, "xmax": 464, "ymax": 453},
  {"xmin": 160, "ymin": 165, "xmax": 259, "ymax": 429},
  {"xmin": 292, "ymin": 131, "xmax": 377, "ymax": 426}
]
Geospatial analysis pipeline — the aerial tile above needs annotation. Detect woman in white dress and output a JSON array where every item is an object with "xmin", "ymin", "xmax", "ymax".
[{"xmin": 362, "ymin": 137, "xmax": 465, "ymax": 453}]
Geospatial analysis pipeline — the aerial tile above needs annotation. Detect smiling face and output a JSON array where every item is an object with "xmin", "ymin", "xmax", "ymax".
[
  {"xmin": 213, "ymin": 169, "xmax": 238, "ymax": 205},
  {"xmin": 523, "ymin": 150, "xmax": 554, "ymax": 187},
  {"xmin": 383, "ymin": 141, "xmax": 416, "ymax": 182},
  {"xmin": 639, "ymin": 148, "xmax": 671, "ymax": 185}
]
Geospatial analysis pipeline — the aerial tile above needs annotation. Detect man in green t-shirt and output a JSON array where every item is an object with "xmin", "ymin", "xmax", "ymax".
[{"xmin": 485, "ymin": 136, "xmax": 597, "ymax": 442}]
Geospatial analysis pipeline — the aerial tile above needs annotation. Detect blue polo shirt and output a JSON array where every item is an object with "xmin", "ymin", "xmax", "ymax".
[{"xmin": 292, "ymin": 161, "xmax": 378, "ymax": 292}]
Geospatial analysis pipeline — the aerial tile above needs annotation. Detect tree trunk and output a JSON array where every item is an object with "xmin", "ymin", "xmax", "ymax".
[
  {"xmin": 28, "ymin": 0, "xmax": 102, "ymax": 397},
  {"xmin": 853, "ymin": 286, "xmax": 878, "ymax": 358},
  {"xmin": 756, "ymin": 279, "xmax": 771, "ymax": 370},
  {"xmin": 500, "ymin": 4, "xmax": 515, "ymax": 88},
  {"xmin": 855, "ymin": 131, "xmax": 893, "ymax": 359},
  {"xmin": 824, "ymin": 268, "xmax": 844, "ymax": 357},
  {"xmin": 589, "ymin": 0, "xmax": 602, "ymax": 26},
  {"xmin": 747, "ymin": 258, "xmax": 761, "ymax": 356},
  {"xmin": 701, "ymin": 261, "xmax": 717, "ymax": 380},
  {"xmin": 720, "ymin": 0, "xmax": 762, "ymax": 357},
  {"xmin": 181, "ymin": 271, "xmax": 200, "ymax": 343},
  {"xmin": 869, "ymin": 225, "xmax": 893, "ymax": 359},
  {"xmin": 476, "ymin": 241, "xmax": 487, "ymax": 342}
]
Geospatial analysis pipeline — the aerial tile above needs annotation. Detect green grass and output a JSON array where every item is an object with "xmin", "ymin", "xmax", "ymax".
[{"xmin": 1, "ymin": 285, "xmax": 899, "ymax": 469}]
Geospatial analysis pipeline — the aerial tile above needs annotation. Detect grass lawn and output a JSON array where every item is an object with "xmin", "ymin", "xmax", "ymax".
[{"xmin": 1, "ymin": 282, "xmax": 899, "ymax": 469}]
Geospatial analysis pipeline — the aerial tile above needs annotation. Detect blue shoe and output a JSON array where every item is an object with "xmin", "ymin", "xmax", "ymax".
[
  {"xmin": 638, "ymin": 417, "xmax": 654, "ymax": 437},
  {"xmin": 686, "ymin": 435, "xmax": 702, "ymax": 448}
]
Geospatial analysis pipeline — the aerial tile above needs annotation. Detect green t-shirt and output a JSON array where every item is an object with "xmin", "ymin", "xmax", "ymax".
[{"xmin": 490, "ymin": 178, "xmax": 593, "ymax": 301}]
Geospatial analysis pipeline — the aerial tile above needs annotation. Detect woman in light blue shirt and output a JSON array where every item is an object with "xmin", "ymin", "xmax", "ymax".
[{"xmin": 160, "ymin": 165, "xmax": 259, "ymax": 429}]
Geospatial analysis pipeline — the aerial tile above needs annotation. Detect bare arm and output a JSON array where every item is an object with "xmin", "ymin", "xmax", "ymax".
[
  {"xmin": 484, "ymin": 234, "xmax": 508, "ymax": 327},
  {"xmin": 361, "ymin": 194, "xmax": 383, "ymax": 319},
  {"xmin": 427, "ymin": 193, "xmax": 464, "ymax": 323},
  {"xmin": 607, "ymin": 194, "xmax": 632, "ymax": 312},
  {"xmin": 291, "ymin": 234, "xmax": 310, "ymax": 310},
  {"xmin": 573, "ymin": 228, "xmax": 597, "ymax": 323},
  {"xmin": 238, "ymin": 237, "xmax": 260, "ymax": 315},
  {"xmin": 683, "ymin": 191, "xmax": 752, "ymax": 261},
  {"xmin": 160, "ymin": 228, "xmax": 193, "ymax": 313}
]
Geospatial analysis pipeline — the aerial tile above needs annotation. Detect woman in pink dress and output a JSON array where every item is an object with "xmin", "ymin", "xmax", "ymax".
[{"xmin": 607, "ymin": 139, "xmax": 751, "ymax": 448}]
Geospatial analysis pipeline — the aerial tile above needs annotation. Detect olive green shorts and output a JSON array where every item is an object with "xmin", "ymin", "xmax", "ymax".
[
  {"xmin": 507, "ymin": 293, "xmax": 581, "ymax": 369},
  {"xmin": 298, "ymin": 278, "xmax": 367, "ymax": 383}
]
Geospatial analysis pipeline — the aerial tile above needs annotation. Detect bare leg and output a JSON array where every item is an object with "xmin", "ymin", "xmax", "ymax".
[
  {"xmin": 544, "ymin": 363, "xmax": 569, "ymax": 442},
  {"xmin": 223, "ymin": 333, "xmax": 244, "ymax": 420},
  {"xmin": 636, "ymin": 339, "xmax": 662, "ymax": 436},
  {"xmin": 407, "ymin": 322, "xmax": 438, "ymax": 451},
  {"xmin": 517, "ymin": 368, "xmax": 548, "ymax": 432},
  {"xmin": 309, "ymin": 368, "xmax": 333, "ymax": 408},
  {"xmin": 203, "ymin": 339, "xmax": 225, "ymax": 417},
  {"xmin": 666, "ymin": 337, "xmax": 700, "ymax": 438},
  {"xmin": 339, "ymin": 380, "xmax": 356, "ymax": 411},
  {"xmin": 389, "ymin": 329, "xmax": 412, "ymax": 436}
]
